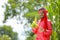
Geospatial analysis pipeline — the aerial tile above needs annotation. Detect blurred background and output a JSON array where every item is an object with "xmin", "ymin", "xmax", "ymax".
[{"xmin": 0, "ymin": 0, "xmax": 60, "ymax": 40}]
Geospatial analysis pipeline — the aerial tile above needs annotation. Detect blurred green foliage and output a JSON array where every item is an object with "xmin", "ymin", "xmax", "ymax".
[
  {"xmin": 0, "ymin": 35, "xmax": 11, "ymax": 40},
  {"xmin": 24, "ymin": 11, "xmax": 39, "ymax": 23},
  {"xmin": 4, "ymin": 0, "xmax": 60, "ymax": 40},
  {"xmin": 0, "ymin": 25, "xmax": 18, "ymax": 40}
]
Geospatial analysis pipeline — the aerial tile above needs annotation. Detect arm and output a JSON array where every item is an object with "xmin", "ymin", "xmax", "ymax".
[
  {"xmin": 32, "ymin": 27, "xmax": 38, "ymax": 34},
  {"xmin": 32, "ymin": 20, "xmax": 39, "ymax": 34},
  {"xmin": 44, "ymin": 21, "xmax": 52, "ymax": 36}
]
